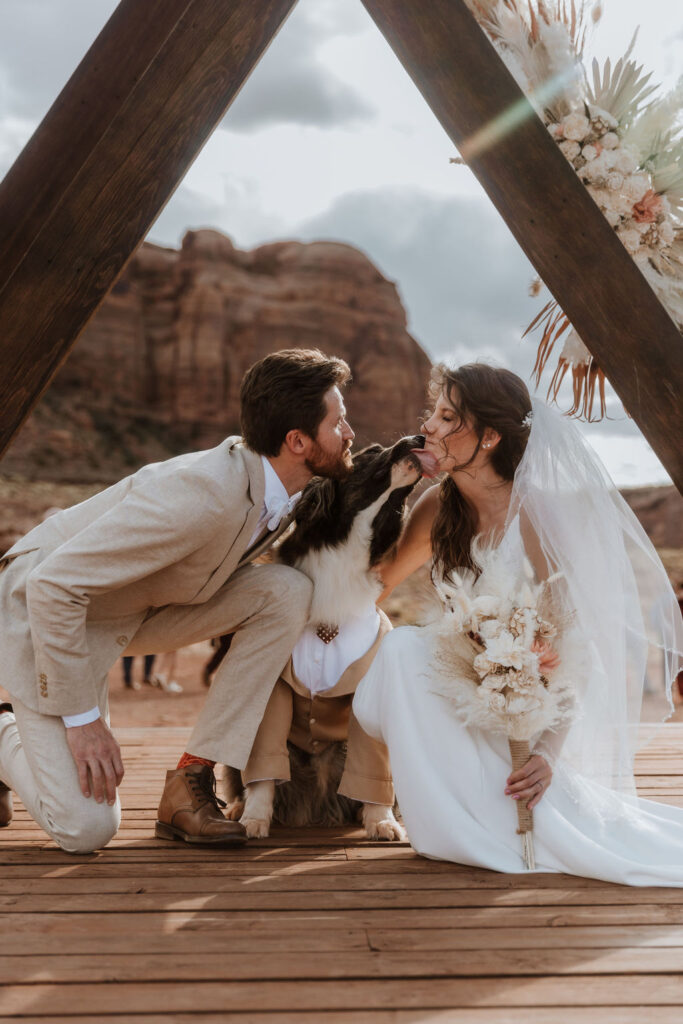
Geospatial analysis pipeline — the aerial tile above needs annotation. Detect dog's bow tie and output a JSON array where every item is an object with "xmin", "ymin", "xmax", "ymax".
[
  {"xmin": 265, "ymin": 492, "xmax": 301, "ymax": 531},
  {"xmin": 316, "ymin": 624, "xmax": 340, "ymax": 644}
]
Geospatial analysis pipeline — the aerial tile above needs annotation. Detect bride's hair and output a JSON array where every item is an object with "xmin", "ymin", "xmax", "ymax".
[{"xmin": 429, "ymin": 362, "xmax": 532, "ymax": 578}]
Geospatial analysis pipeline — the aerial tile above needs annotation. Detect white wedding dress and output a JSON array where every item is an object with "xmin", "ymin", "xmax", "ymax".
[
  {"xmin": 354, "ymin": 622, "xmax": 683, "ymax": 884},
  {"xmin": 353, "ymin": 520, "xmax": 683, "ymax": 887}
]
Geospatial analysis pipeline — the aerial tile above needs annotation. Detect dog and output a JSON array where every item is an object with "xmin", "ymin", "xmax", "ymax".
[{"xmin": 224, "ymin": 434, "xmax": 432, "ymax": 840}]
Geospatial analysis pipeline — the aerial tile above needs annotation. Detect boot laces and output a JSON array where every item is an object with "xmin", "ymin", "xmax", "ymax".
[{"xmin": 188, "ymin": 767, "xmax": 227, "ymax": 809}]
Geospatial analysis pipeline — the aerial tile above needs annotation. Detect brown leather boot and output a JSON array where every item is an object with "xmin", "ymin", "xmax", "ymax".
[
  {"xmin": 0, "ymin": 703, "xmax": 13, "ymax": 827},
  {"xmin": 0, "ymin": 782, "xmax": 12, "ymax": 828},
  {"xmin": 155, "ymin": 764, "xmax": 247, "ymax": 845}
]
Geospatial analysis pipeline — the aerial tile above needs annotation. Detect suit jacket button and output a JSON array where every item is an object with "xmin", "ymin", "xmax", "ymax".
[
  {"xmin": 39, "ymin": 673, "xmax": 47, "ymax": 683},
  {"xmin": 116, "ymin": 635, "xmax": 128, "ymax": 647}
]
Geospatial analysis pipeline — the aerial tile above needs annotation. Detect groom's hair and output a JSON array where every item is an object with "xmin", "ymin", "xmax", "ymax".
[{"xmin": 240, "ymin": 348, "xmax": 351, "ymax": 456}]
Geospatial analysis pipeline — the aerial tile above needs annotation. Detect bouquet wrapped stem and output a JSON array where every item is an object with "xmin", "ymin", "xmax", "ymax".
[
  {"xmin": 508, "ymin": 738, "xmax": 535, "ymax": 870},
  {"xmin": 432, "ymin": 550, "xmax": 575, "ymax": 874}
]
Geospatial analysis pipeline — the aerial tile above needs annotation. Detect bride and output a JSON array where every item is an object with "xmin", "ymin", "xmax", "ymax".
[{"xmin": 353, "ymin": 362, "xmax": 683, "ymax": 884}]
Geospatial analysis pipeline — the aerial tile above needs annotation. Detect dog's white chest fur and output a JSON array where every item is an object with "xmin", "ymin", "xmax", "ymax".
[{"xmin": 293, "ymin": 486, "xmax": 393, "ymax": 628}]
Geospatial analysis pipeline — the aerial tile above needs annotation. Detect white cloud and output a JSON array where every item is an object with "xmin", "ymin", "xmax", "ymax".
[
  {"xmin": 224, "ymin": 0, "xmax": 375, "ymax": 132},
  {"xmin": 0, "ymin": 1, "xmax": 116, "ymax": 123}
]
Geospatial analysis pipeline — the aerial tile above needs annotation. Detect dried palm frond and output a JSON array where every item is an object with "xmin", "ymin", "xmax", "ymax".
[
  {"xmin": 641, "ymin": 234, "xmax": 683, "ymax": 329},
  {"xmin": 524, "ymin": 298, "xmax": 570, "ymax": 382},
  {"xmin": 651, "ymin": 156, "xmax": 683, "ymax": 218},
  {"xmin": 524, "ymin": 299, "xmax": 608, "ymax": 420},
  {"xmin": 588, "ymin": 37, "xmax": 658, "ymax": 126},
  {"xmin": 472, "ymin": 2, "xmax": 586, "ymax": 118}
]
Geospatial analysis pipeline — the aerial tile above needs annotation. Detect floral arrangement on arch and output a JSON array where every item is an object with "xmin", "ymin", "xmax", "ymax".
[
  {"xmin": 463, "ymin": 1, "xmax": 683, "ymax": 419},
  {"xmin": 429, "ymin": 545, "xmax": 576, "ymax": 869}
]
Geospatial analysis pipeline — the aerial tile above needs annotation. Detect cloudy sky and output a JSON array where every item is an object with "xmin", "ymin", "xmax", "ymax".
[{"xmin": 1, "ymin": 0, "xmax": 681, "ymax": 485}]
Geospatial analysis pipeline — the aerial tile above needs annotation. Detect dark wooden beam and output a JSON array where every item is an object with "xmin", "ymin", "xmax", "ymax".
[
  {"xmin": 0, "ymin": 0, "xmax": 298, "ymax": 458},
  {"xmin": 362, "ymin": 0, "xmax": 683, "ymax": 492},
  {"xmin": 0, "ymin": 0, "xmax": 193, "ymax": 284}
]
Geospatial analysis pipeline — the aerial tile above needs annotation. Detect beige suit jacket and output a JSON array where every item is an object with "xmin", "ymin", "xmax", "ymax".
[{"xmin": 0, "ymin": 438, "xmax": 291, "ymax": 718}]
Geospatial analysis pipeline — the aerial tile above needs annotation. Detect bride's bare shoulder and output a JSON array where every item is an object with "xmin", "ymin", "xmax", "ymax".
[{"xmin": 408, "ymin": 483, "xmax": 441, "ymax": 529}]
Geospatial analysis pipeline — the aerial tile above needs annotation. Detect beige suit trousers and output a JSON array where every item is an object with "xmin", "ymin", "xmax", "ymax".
[
  {"xmin": 124, "ymin": 562, "xmax": 312, "ymax": 768},
  {"xmin": 0, "ymin": 697, "xmax": 120, "ymax": 854},
  {"xmin": 0, "ymin": 562, "xmax": 312, "ymax": 852}
]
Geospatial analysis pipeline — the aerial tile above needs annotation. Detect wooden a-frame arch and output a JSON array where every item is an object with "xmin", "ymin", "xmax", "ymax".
[{"xmin": 0, "ymin": 0, "xmax": 681, "ymax": 488}]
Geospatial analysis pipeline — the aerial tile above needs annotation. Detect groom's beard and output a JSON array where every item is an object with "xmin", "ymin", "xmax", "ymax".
[{"xmin": 305, "ymin": 440, "xmax": 353, "ymax": 480}]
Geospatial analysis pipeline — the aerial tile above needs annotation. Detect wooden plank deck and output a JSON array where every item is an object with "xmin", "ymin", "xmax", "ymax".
[{"xmin": 2, "ymin": 725, "xmax": 683, "ymax": 1022}]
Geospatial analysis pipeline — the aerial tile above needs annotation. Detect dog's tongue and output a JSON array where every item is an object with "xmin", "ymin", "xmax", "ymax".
[{"xmin": 411, "ymin": 448, "xmax": 440, "ymax": 478}]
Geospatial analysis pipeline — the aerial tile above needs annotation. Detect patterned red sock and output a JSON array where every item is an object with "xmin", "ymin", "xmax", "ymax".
[{"xmin": 176, "ymin": 752, "xmax": 215, "ymax": 770}]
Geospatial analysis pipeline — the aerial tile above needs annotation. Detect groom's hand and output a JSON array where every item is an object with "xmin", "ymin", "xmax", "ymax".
[{"xmin": 66, "ymin": 719, "xmax": 124, "ymax": 804}]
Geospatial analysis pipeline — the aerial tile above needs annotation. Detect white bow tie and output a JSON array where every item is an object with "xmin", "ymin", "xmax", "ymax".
[{"xmin": 265, "ymin": 492, "xmax": 301, "ymax": 532}]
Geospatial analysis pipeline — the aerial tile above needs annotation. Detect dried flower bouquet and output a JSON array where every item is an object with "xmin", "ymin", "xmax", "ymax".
[{"xmin": 429, "ymin": 546, "xmax": 575, "ymax": 869}]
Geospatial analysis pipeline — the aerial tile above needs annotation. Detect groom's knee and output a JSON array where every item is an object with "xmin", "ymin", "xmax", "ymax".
[
  {"xmin": 48, "ymin": 799, "xmax": 121, "ymax": 854},
  {"xmin": 261, "ymin": 566, "xmax": 313, "ymax": 628}
]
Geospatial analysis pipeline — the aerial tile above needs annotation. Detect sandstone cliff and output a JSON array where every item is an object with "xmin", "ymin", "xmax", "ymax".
[{"xmin": 1, "ymin": 230, "xmax": 432, "ymax": 482}]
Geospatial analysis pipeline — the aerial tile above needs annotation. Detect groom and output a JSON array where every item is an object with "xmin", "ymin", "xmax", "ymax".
[{"xmin": 0, "ymin": 349, "xmax": 354, "ymax": 852}]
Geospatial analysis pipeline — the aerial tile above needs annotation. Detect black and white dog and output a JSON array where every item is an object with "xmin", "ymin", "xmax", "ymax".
[{"xmin": 225, "ymin": 434, "xmax": 432, "ymax": 840}]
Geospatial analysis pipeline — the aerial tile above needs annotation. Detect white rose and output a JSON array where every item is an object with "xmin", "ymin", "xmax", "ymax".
[
  {"xmin": 563, "ymin": 113, "xmax": 590, "ymax": 141},
  {"xmin": 614, "ymin": 193, "xmax": 636, "ymax": 217},
  {"xmin": 613, "ymin": 150, "xmax": 638, "ymax": 175},
  {"xmin": 478, "ymin": 618, "xmax": 502, "ymax": 641},
  {"xmin": 606, "ymin": 172, "xmax": 624, "ymax": 190},
  {"xmin": 622, "ymin": 174, "xmax": 650, "ymax": 201},
  {"xmin": 559, "ymin": 139, "xmax": 581, "ymax": 161},
  {"xmin": 487, "ymin": 691, "xmax": 507, "ymax": 712},
  {"xmin": 506, "ymin": 693, "xmax": 541, "ymax": 715},
  {"xmin": 587, "ymin": 104, "xmax": 618, "ymax": 130},
  {"xmin": 601, "ymin": 131, "xmax": 619, "ymax": 150},
  {"xmin": 473, "ymin": 653, "xmax": 495, "ymax": 678},
  {"xmin": 560, "ymin": 328, "xmax": 591, "ymax": 363},
  {"xmin": 603, "ymin": 207, "xmax": 622, "ymax": 227},
  {"xmin": 472, "ymin": 596, "xmax": 501, "ymax": 618},
  {"xmin": 582, "ymin": 154, "xmax": 610, "ymax": 183},
  {"xmin": 618, "ymin": 227, "xmax": 642, "ymax": 254},
  {"xmin": 582, "ymin": 144, "xmax": 599, "ymax": 162},
  {"xmin": 480, "ymin": 671, "xmax": 506, "ymax": 693},
  {"xmin": 548, "ymin": 122, "xmax": 564, "ymax": 140},
  {"xmin": 484, "ymin": 631, "xmax": 525, "ymax": 670},
  {"xmin": 659, "ymin": 221, "xmax": 675, "ymax": 245}
]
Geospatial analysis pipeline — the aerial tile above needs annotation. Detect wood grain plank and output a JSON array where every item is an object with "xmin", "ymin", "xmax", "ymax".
[
  {"xmin": 9, "ymin": 1012, "xmax": 683, "ymax": 1024},
  {"xmin": 4, "ymin": 976, "xmax": 683, "ymax": 1014},
  {"xmin": 3, "ymin": 888, "xmax": 683, "ymax": 912},
  {"xmin": 2, "ymin": 947, "xmax": 683, "ymax": 984}
]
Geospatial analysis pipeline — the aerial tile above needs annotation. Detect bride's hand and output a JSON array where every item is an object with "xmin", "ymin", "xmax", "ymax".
[{"xmin": 505, "ymin": 754, "xmax": 552, "ymax": 810}]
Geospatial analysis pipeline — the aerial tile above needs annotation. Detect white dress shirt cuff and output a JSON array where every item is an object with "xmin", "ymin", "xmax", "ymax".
[{"xmin": 62, "ymin": 706, "xmax": 101, "ymax": 728}]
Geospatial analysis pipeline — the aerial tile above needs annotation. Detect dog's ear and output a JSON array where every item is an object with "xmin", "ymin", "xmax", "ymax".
[{"xmin": 297, "ymin": 476, "xmax": 337, "ymax": 524}]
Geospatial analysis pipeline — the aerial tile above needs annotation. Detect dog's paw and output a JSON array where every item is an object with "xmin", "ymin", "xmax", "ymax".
[
  {"xmin": 361, "ymin": 804, "xmax": 407, "ymax": 842},
  {"xmin": 240, "ymin": 779, "xmax": 275, "ymax": 838},
  {"xmin": 224, "ymin": 799, "xmax": 245, "ymax": 821},
  {"xmin": 241, "ymin": 816, "xmax": 271, "ymax": 839}
]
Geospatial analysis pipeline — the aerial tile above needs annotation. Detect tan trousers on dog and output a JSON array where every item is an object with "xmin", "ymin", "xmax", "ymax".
[{"xmin": 242, "ymin": 611, "xmax": 394, "ymax": 806}]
